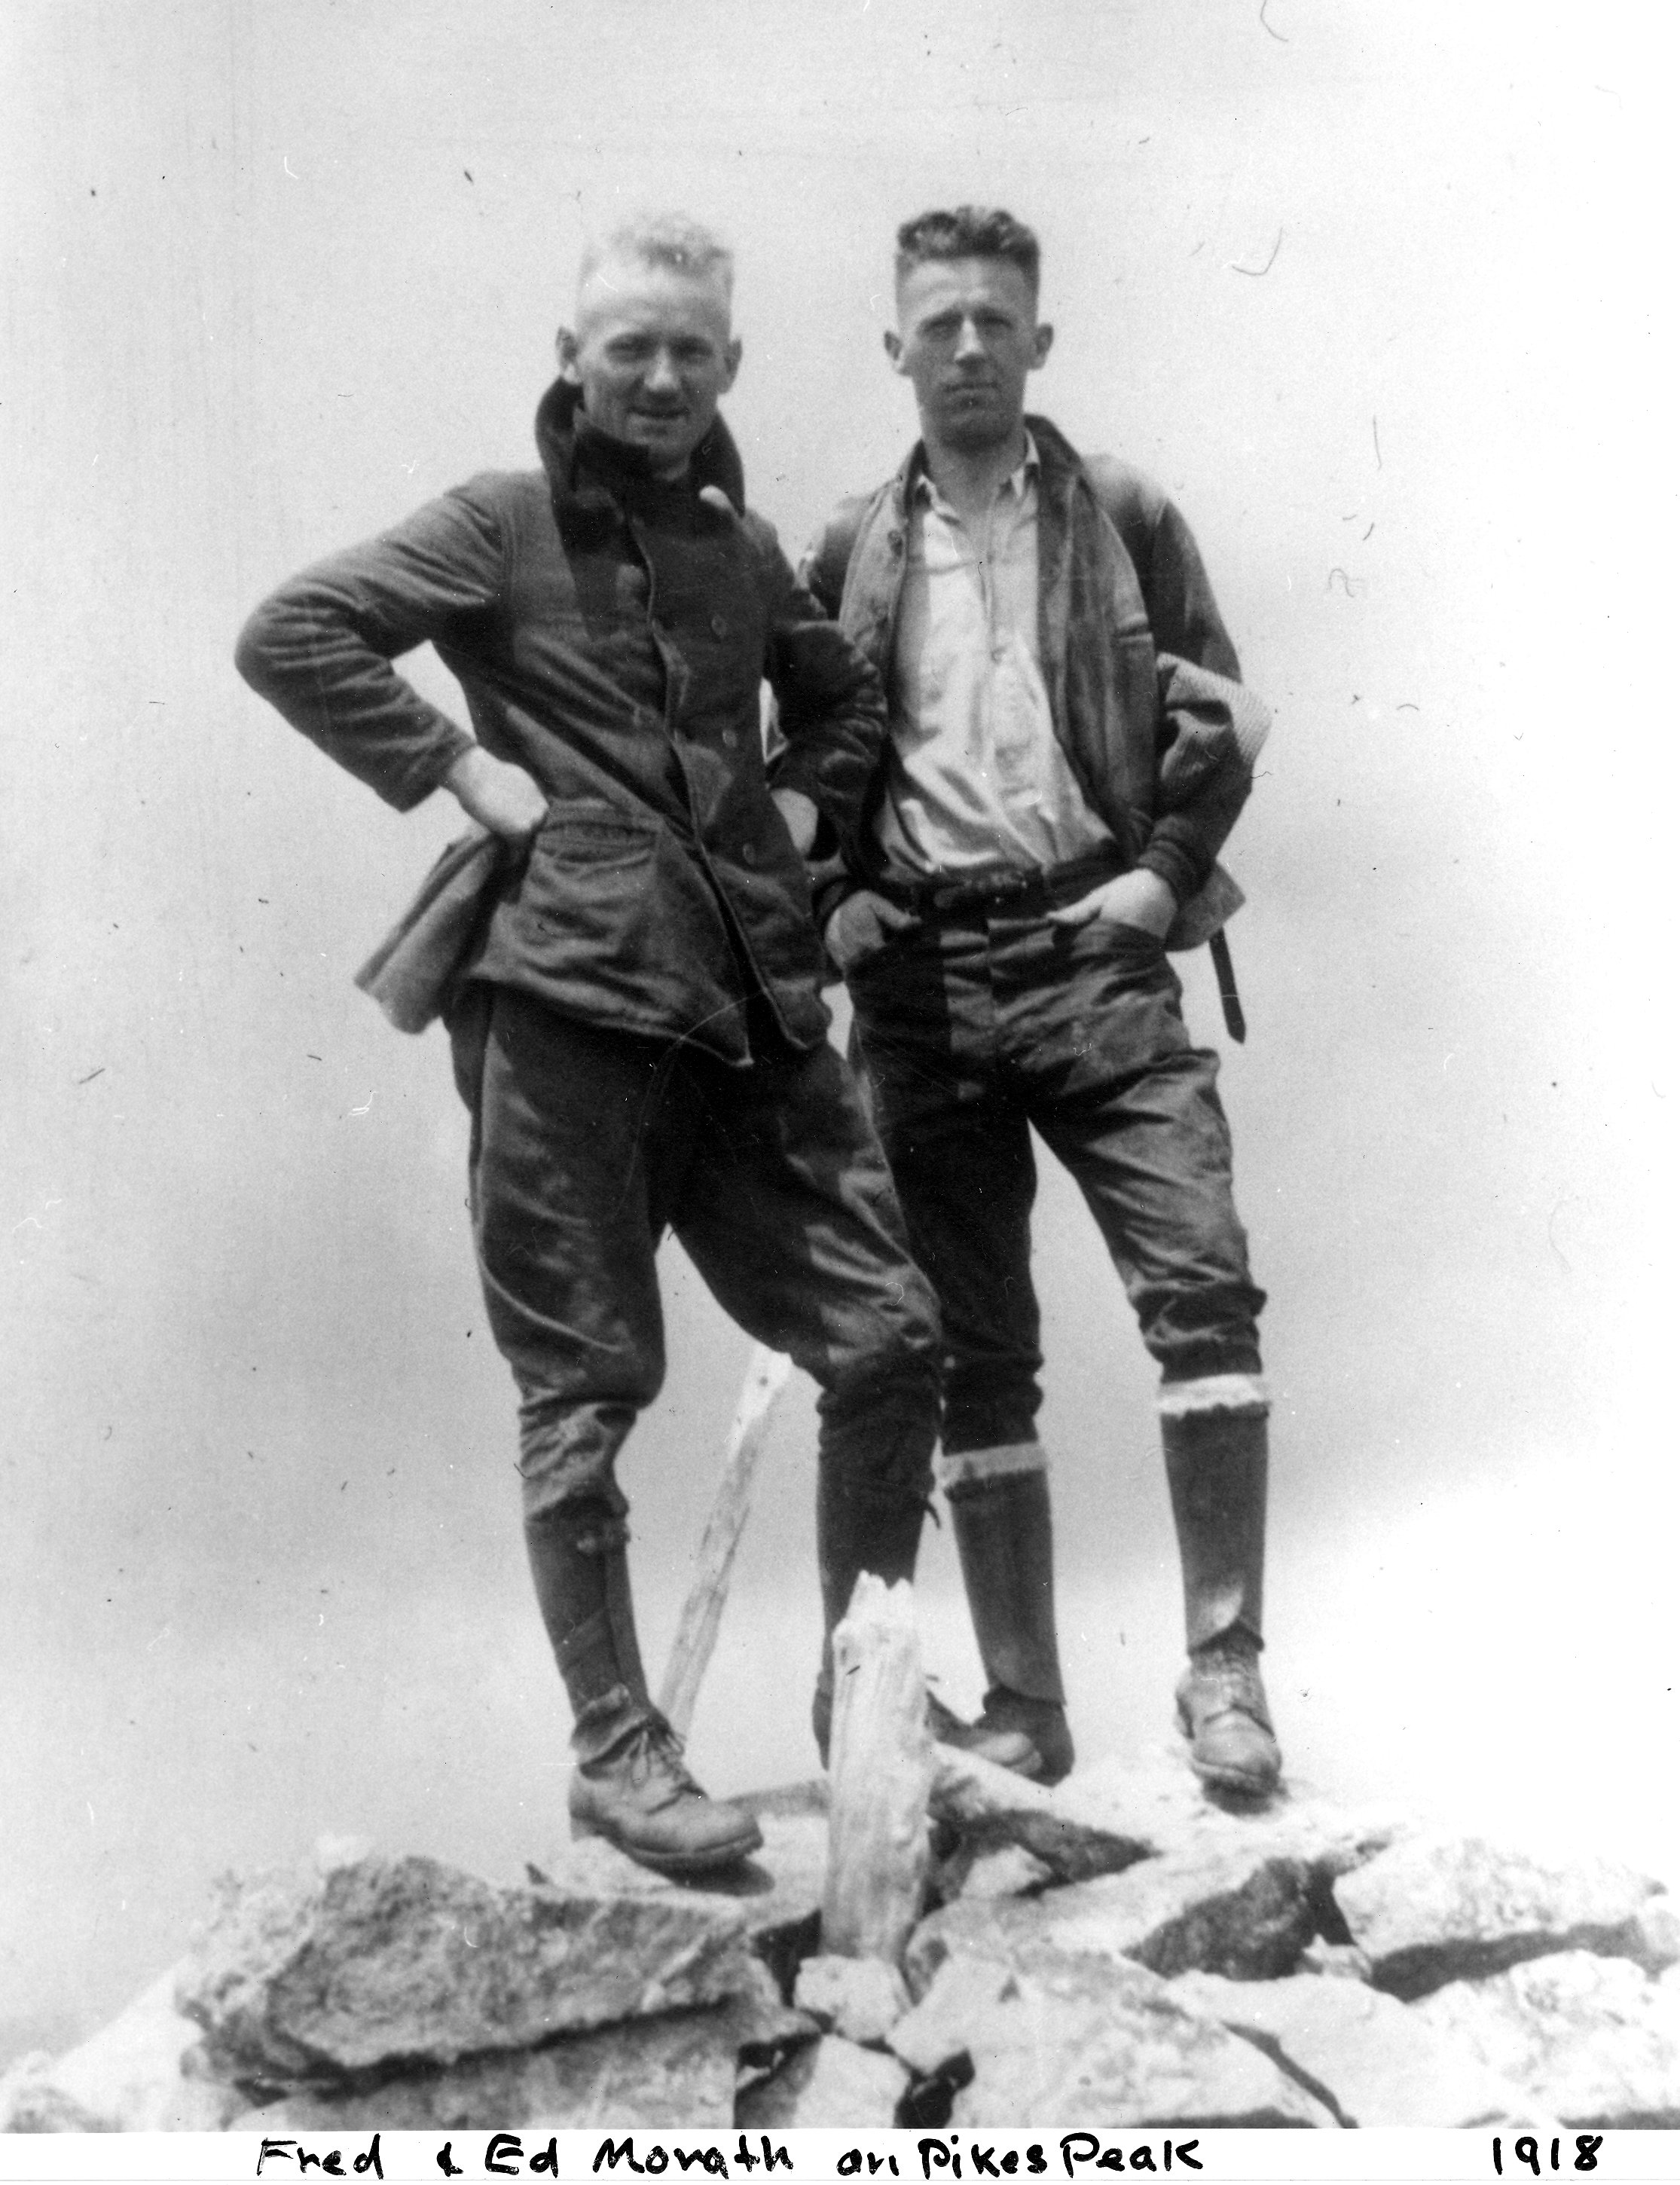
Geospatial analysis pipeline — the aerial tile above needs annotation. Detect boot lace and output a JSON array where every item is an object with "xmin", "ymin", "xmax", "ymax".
[
  {"xmin": 605, "ymin": 1708, "xmax": 706, "ymax": 1813},
  {"xmin": 1182, "ymin": 1643, "xmax": 1273, "ymax": 1731}
]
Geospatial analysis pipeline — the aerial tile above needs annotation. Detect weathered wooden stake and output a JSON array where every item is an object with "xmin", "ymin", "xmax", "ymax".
[
  {"xmin": 821, "ymin": 1573, "xmax": 933, "ymax": 1965},
  {"xmin": 656, "ymin": 1344, "xmax": 794, "ymax": 1739}
]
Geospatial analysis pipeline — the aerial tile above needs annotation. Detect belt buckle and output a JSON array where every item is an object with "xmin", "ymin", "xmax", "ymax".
[
  {"xmin": 974, "ymin": 870, "xmax": 1033, "ymax": 912},
  {"xmin": 927, "ymin": 869, "xmax": 1034, "ymax": 915}
]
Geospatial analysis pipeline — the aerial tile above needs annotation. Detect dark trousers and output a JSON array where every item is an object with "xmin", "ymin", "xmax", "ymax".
[
  {"xmin": 447, "ymin": 984, "xmax": 942, "ymax": 1524},
  {"xmin": 845, "ymin": 906, "xmax": 1266, "ymax": 1455}
]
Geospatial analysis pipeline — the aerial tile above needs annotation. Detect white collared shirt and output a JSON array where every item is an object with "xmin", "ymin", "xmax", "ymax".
[{"xmin": 874, "ymin": 435, "xmax": 1116, "ymax": 879}]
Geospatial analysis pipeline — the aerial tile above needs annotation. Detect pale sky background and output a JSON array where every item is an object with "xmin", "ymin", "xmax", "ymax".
[{"xmin": 3, "ymin": 0, "xmax": 1675, "ymax": 2061}]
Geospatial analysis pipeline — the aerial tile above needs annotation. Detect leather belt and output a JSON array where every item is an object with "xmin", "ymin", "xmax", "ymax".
[
  {"xmin": 870, "ymin": 854, "xmax": 1249, "ymax": 1046},
  {"xmin": 873, "ymin": 852, "xmax": 1129, "ymax": 918}
]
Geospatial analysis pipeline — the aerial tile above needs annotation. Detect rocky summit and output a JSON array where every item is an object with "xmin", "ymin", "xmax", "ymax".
[{"xmin": 3, "ymin": 1756, "xmax": 1676, "ymax": 2132}]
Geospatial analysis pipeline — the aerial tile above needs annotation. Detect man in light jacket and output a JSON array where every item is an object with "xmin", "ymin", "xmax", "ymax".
[
  {"xmin": 236, "ymin": 214, "xmax": 1026, "ymax": 1879},
  {"xmin": 805, "ymin": 205, "xmax": 1280, "ymax": 1798}
]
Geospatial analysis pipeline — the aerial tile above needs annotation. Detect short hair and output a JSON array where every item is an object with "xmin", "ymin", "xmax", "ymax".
[
  {"xmin": 578, "ymin": 212, "xmax": 735, "ymax": 305},
  {"xmin": 894, "ymin": 206, "xmax": 1040, "ymax": 296}
]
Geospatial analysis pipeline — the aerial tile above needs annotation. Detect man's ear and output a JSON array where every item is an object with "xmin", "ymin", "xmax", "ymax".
[
  {"xmin": 883, "ymin": 327, "xmax": 906, "ymax": 373},
  {"xmin": 720, "ymin": 335, "xmax": 744, "ymax": 394},
  {"xmin": 1031, "ymin": 322, "xmax": 1055, "ymax": 371},
  {"xmin": 554, "ymin": 325, "xmax": 581, "ymax": 382}
]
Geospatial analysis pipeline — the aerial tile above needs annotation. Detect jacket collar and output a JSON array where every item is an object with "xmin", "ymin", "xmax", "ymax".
[
  {"xmin": 891, "ymin": 411, "xmax": 1083, "ymax": 515},
  {"xmin": 533, "ymin": 376, "xmax": 747, "ymax": 514}
]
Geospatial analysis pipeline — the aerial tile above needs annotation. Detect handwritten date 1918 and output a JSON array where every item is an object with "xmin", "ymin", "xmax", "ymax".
[{"xmin": 1492, "ymin": 2137, "xmax": 1604, "ymax": 2174}]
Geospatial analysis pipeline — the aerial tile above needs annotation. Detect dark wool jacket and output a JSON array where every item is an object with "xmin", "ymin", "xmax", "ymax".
[
  {"xmin": 235, "ymin": 380, "xmax": 890, "ymax": 1061},
  {"xmin": 802, "ymin": 415, "xmax": 1263, "ymax": 942}
]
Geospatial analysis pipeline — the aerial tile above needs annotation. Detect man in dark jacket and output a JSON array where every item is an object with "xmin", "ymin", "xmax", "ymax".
[
  {"xmin": 804, "ymin": 206, "xmax": 1281, "ymax": 1798},
  {"xmin": 236, "ymin": 214, "xmax": 1006, "ymax": 1877}
]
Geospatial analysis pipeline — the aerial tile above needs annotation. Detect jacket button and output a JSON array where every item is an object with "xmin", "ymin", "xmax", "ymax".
[
  {"xmin": 710, "ymin": 613, "xmax": 729, "ymax": 637},
  {"xmin": 740, "ymin": 842, "xmax": 757, "ymax": 865}
]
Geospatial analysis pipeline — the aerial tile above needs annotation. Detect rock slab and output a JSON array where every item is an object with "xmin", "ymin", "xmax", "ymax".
[
  {"xmin": 909, "ymin": 1842, "xmax": 1315, "ymax": 1996},
  {"xmin": 0, "ymin": 1967, "xmax": 244, "ymax": 2132},
  {"xmin": 177, "ymin": 1852, "xmax": 753, "ymax": 2082},
  {"xmin": 1333, "ymin": 1834, "xmax": 1661, "ymax": 2000},
  {"xmin": 1411, "ymin": 1951, "xmax": 1680, "ymax": 2128},
  {"xmin": 534, "ymin": 1812, "xmax": 827, "ymax": 1998},
  {"xmin": 231, "ymin": 1959, "xmax": 809, "ymax": 2133},
  {"xmin": 1297, "ymin": 1939, "xmax": 1373, "ymax": 1982},
  {"xmin": 794, "ymin": 1956, "xmax": 910, "ymax": 2046},
  {"xmin": 953, "ymin": 1844, "xmax": 1057, "ymax": 1900},
  {"xmin": 1632, "ymin": 1896, "xmax": 1680, "ymax": 1974},
  {"xmin": 930, "ymin": 1747, "xmax": 1156, "ymax": 1887},
  {"xmin": 1058, "ymin": 1751, "xmax": 1407, "ymax": 1879},
  {"xmin": 738, "ymin": 2034, "xmax": 908, "ymax": 2128},
  {"xmin": 892, "ymin": 1951, "xmax": 1333, "ymax": 2128},
  {"xmin": 234, "ymin": 1987, "xmax": 798, "ymax": 2132},
  {"xmin": 1169, "ymin": 1969, "xmax": 1547, "ymax": 2127}
]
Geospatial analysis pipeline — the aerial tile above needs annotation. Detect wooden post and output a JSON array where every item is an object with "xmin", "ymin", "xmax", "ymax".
[
  {"xmin": 820, "ymin": 1573, "xmax": 933, "ymax": 1965},
  {"xmin": 656, "ymin": 1344, "xmax": 793, "ymax": 1739}
]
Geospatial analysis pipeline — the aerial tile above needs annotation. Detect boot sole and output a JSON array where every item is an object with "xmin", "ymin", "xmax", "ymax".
[
  {"xmin": 970, "ymin": 1700, "xmax": 1075, "ymax": 1786},
  {"xmin": 944, "ymin": 1739, "xmax": 1045, "ymax": 1780},
  {"xmin": 569, "ymin": 1814, "xmax": 764, "ymax": 1876},
  {"xmin": 1175, "ymin": 1709, "xmax": 1280, "ymax": 1800},
  {"xmin": 979, "ymin": 1715, "xmax": 1074, "ymax": 1785},
  {"xmin": 1185, "ymin": 1752, "xmax": 1279, "ymax": 1799}
]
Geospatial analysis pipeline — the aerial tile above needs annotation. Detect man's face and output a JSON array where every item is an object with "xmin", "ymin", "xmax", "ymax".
[
  {"xmin": 558, "ymin": 258, "xmax": 741, "ymax": 477},
  {"xmin": 887, "ymin": 256, "xmax": 1052, "ymax": 451}
]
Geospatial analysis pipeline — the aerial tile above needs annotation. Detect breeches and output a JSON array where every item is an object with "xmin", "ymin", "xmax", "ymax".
[
  {"xmin": 448, "ymin": 984, "xmax": 942, "ymax": 1522},
  {"xmin": 845, "ymin": 908, "xmax": 1266, "ymax": 1456}
]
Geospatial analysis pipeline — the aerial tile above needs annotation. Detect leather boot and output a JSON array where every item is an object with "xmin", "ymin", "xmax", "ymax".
[
  {"xmin": 946, "ymin": 1465, "xmax": 1076, "ymax": 1784},
  {"xmin": 811, "ymin": 1459, "xmax": 1038, "ymax": 1775},
  {"xmin": 1161, "ymin": 1394, "xmax": 1281, "ymax": 1798},
  {"xmin": 524, "ymin": 1502, "xmax": 762, "ymax": 1875}
]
